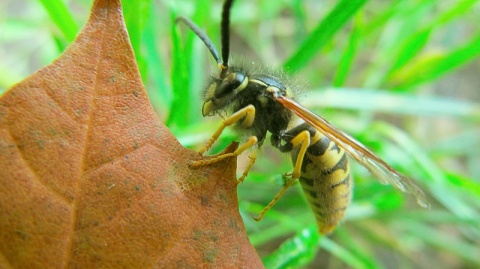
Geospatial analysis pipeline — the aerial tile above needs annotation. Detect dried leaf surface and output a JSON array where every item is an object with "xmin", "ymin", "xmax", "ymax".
[{"xmin": 0, "ymin": 0, "xmax": 262, "ymax": 267}]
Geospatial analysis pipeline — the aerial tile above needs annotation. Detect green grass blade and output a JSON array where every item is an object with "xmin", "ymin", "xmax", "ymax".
[
  {"xmin": 262, "ymin": 226, "xmax": 320, "ymax": 269},
  {"xmin": 167, "ymin": 8, "xmax": 191, "ymax": 127},
  {"xmin": 302, "ymin": 88, "xmax": 480, "ymax": 119},
  {"xmin": 290, "ymin": 0, "xmax": 308, "ymax": 41},
  {"xmin": 38, "ymin": 0, "xmax": 78, "ymax": 42},
  {"xmin": 389, "ymin": 33, "xmax": 480, "ymax": 88},
  {"xmin": 360, "ymin": 0, "xmax": 402, "ymax": 37},
  {"xmin": 386, "ymin": 0, "xmax": 478, "ymax": 77},
  {"xmin": 445, "ymin": 172, "xmax": 480, "ymax": 198},
  {"xmin": 407, "ymin": 222, "xmax": 480, "ymax": 265},
  {"xmin": 122, "ymin": 0, "xmax": 151, "ymax": 82},
  {"xmin": 334, "ymin": 228, "xmax": 382, "ymax": 269},
  {"xmin": 143, "ymin": 0, "xmax": 171, "ymax": 113},
  {"xmin": 373, "ymin": 122, "xmax": 479, "ymax": 221},
  {"xmin": 333, "ymin": 13, "xmax": 362, "ymax": 87},
  {"xmin": 434, "ymin": 0, "xmax": 479, "ymax": 25},
  {"xmin": 388, "ymin": 28, "xmax": 432, "ymax": 73},
  {"xmin": 430, "ymin": 129, "xmax": 480, "ymax": 179},
  {"xmin": 319, "ymin": 236, "xmax": 372, "ymax": 269},
  {"xmin": 362, "ymin": 1, "xmax": 434, "ymax": 88},
  {"xmin": 283, "ymin": 0, "xmax": 368, "ymax": 73},
  {"xmin": 167, "ymin": 0, "xmax": 211, "ymax": 128}
]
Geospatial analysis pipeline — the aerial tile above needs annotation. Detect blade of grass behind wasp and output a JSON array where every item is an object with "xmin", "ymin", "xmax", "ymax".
[
  {"xmin": 167, "ymin": 0, "xmax": 211, "ymax": 129},
  {"xmin": 361, "ymin": 0, "xmax": 435, "ymax": 89},
  {"xmin": 301, "ymin": 88, "xmax": 480, "ymax": 119},
  {"xmin": 384, "ymin": 0, "xmax": 479, "ymax": 87},
  {"xmin": 373, "ymin": 122, "xmax": 479, "ymax": 222},
  {"xmin": 388, "ymin": 32, "xmax": 480, "ymax": 89},
  {"xmin": 319, "ymin": 235, "xmax": 374, "ymax": 269},
  {"xmin": 167, "ymin": 5, "xmax": 190, "ymax": 128},
  {"xmin": 405, "ymin": 222, "xmax": 480, "ymax": 265},
  {"xmin": 143, "ymin": 0, "xmax": 171, "ymax": 114},
  {"xmin": 122, "ymin": 0, "xmax": 152, "ymax": 83},
  {"xmin": 282, "ymin": 0, "xmax": 367, "ymax": 73},
  {"xmin": 333, "ymin": 12, "xmax": 362, "ymax": 87},
  {"xmin": 38, "ymin": 0, "xmax": 79, "ymax": 43},
  {"xmin": 261, "ymin": 226, "xmax": 320, "ymax": 269},
  {"xmin": 333, "ymin": 227, "xmax": 382, "ymax": 269}
]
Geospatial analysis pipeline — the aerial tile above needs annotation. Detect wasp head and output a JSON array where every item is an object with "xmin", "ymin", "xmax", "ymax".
[{"xmin": 202, "ymin": 70, "xmax": 249, "ymax": 117}]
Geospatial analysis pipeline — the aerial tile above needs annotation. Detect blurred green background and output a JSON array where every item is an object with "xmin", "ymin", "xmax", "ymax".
[{"xmin": 1, "ymin": 0, "xmax": 479, "ymax": 268}]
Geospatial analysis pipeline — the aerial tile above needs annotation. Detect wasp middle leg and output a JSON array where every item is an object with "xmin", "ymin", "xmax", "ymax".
[{"xmin": 254, "ymin": 127, "xmax": 312, "ymax": 221}]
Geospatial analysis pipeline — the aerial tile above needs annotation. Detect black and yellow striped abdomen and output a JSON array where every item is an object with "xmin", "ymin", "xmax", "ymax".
[{"xmin": 285, "ymin": 123, "xmax": 352, "ymax": 234}]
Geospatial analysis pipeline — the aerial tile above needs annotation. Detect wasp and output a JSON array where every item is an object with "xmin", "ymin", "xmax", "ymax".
[{"xmin": 178, "ymin": 0, "xmax": 429, "ymax": 234}]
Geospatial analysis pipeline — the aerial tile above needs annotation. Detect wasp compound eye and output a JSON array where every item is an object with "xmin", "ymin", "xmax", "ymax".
[
  {"xmin": 215, "ymin": 72, "xmax": 247, "ymax": 99},
  {"xmin": 202, "ymin": 72, "xmax": 249, "ymax": 116}
]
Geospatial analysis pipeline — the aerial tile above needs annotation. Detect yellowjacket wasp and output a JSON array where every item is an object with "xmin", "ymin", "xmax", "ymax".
[{"xmin": 178, "ymin": 0, "xmax": 428, "ymax": 234}]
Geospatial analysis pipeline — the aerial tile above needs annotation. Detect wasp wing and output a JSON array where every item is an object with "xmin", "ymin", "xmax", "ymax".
[{"xmin": 275, "ymin": 95, "xmax": 429, "ymax": 208}]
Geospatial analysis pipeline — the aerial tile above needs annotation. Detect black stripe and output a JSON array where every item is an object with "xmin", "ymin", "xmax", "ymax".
[
  {"xmin": 307, "ymin": 133, "xmax": 331, "ymax": 156},
  {"xmin": 330, "ymin": 143, "xmax": 341, "ymax": 154},
  {"xmin": 321, "ymin": 153, "xmax": 348, "ymax": 175},
  {"xmin": 300, "ymin": 177, "xmax": 351, "ymax": 196},
  {"xmin": 328, "ymin": 206, "xmax": 348, "ymax": 214},
  {"xmin": 315, "ymin": 206, "xmax": 348, "ymax": 219},
  {"xmin": 314, "ymin": 208, "xmax": 325, "ymax": 217},
  {"xmin": 274, "ymin": 122, "xmax": 315, "ymax": 153},
  {"xmin": 330, "ymin": 174, "xmax": 351, "ymax": 189},
  {"xmin": 306, "ymin": 189, "xmax": 318, "ymax": 199},
  {"xmin": 304, "ymin": 188, "xmax": 351, "ymax": 207},
  {"xmin": 300, "ymin": 176, "xmax": 314, "ymax": 187}
]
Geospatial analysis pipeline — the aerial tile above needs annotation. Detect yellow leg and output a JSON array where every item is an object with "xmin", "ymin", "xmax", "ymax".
[
  {"xmin": 191, "ymin": 136, "xmax": 257, "ymax": 167},
  {"xmin": 198, "ymin": 105, "xmax": 256, "ymax": 155},
  {"xmin": 254, "ymin": 130, "xmax": 311, "ymax": 221},
  {"xmin": 237, "ymin": 151, "xmax": 257, "ymax": 184}
]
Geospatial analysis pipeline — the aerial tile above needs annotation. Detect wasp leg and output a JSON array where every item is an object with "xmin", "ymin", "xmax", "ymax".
[
  {"xmin": 191, "ymin": 104, "xmax": 257, "ymax": 168},
  {"xmin": 191, "ymin": 135, "xmax": 257, "ymax": 167},
  {"xmin": 237, "ymin": 151, "xmax": 257, "ymax": 184},
  {"xmin": 198, "ymin": 104, "xmax": 255, "ymax": 155},
  {"xmin": 254, "ymin": 130, "xmax": 311, "ymax": 221}
]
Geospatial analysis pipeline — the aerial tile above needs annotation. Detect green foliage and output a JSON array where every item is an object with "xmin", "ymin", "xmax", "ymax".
[
  {"xmin": 38, "ymin": 0, "xmax": 78, "ymax": 43},
  {"xmin": 283, "ymin": 0, "xmax": 368, "ymax": 73},
  {"xmin": 262, "ymin": 226, "xmax": 320, "ymax": 269},
  {"xmin": 1, "ymin": 0, "xmax": 479, "ymax": 268}
]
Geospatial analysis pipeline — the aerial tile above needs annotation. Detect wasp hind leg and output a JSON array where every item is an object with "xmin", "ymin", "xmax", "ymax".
[
  {"xmin": 191, "ymin": 105, "xmax": 257, "ymax": 170},
  {"xmin": 254, "ymin": 129, "xmax": 311, "ymax": 221}
]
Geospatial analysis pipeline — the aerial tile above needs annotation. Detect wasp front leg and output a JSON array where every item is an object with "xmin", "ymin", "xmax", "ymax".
[
  {"xmin": 254, "ymin": 129, "xmax": 311, "ymax": 221},
  {"xmin": 191, "ymin": 105, "xmax": 258, "ymax": 170},
  {"xmin": 237, "ymin": 151, "xmax": 257, "ymax": 184}
]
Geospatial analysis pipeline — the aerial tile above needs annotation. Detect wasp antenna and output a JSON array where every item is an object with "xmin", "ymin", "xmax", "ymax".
[
  {"xmin": 220, "ymin": 0, "xmax": 235, "ymax": 69},
  {"xmin": 175, "ymin": 16, "xmax": 223, "ymax": 66}
]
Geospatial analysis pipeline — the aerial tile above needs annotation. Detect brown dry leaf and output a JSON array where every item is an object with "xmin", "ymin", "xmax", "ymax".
[{"xmin": 0, "ymin": 0, "xmax": 262, "ymax": 268}]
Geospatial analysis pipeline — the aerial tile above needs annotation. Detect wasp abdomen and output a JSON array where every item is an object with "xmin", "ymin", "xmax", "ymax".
[{"xmin": 284, "ymin": 123, "xmax": 352, "ymax": 234}]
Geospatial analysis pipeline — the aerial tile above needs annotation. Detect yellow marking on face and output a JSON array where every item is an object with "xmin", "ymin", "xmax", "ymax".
[
  {"xmin": 202, "ymin": 100, "xmax": 215, "ymax": 116},
  {"xmin": 204, "ymin": 82, "xmax": 217, "ymax": 100}
]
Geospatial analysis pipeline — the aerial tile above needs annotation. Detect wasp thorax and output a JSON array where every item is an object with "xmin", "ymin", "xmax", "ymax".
[{"xmin": 202, "ymin": 71, "xmax": 249, "ymax": 116}]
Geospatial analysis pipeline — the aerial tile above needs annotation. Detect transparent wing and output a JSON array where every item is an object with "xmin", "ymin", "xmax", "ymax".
[{"xmin": 276, "ymin": 94, "xmax": 429, "ymax": 208}]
